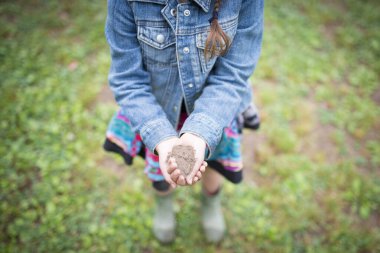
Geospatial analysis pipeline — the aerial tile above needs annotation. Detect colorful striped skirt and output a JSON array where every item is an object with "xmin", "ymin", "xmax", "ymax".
[{"xmin": 104, "ymin": 108, "xmax": 244, "ymax": 184}]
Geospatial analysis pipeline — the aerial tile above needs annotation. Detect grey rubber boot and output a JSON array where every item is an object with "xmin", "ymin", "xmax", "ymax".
[
  {"xmin": 201, "ymin": 188, "xmax": 226, "ymax": 243},
  {"xmin": 153, "ymin": 192, "xmax": 176, "ymax": 243}
]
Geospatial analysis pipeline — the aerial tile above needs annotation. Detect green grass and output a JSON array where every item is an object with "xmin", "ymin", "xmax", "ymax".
[{"xmin": 1, "ymin": 0, "xmax": 379, "ymax": 252}]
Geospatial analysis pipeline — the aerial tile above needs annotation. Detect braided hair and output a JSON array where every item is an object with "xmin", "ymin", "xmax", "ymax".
[{"xmin": 204, "ymin": 0, "xmax": 231, "ymax": 62}]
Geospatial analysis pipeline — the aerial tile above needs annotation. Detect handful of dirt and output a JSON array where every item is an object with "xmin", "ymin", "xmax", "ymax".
[{"xmin": 166, "ymin": 145, "xmax": 196, "ymax": 176}]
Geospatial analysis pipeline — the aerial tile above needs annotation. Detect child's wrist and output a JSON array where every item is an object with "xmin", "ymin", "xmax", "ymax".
[{"xmin": 155, "ymin": 136, "xmax": 178, "ymax": 155}]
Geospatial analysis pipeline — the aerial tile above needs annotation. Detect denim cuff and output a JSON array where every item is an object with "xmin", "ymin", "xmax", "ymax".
[
  {"xmin": 140, "ymin": 118, "xmax": 178, "ymax": 155},
  {"xmin": 179, "ymin": 113, "xmax": 223, "ymax": 159}
]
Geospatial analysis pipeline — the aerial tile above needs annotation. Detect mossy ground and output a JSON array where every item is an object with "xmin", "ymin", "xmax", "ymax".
[{"xmin": 1, "ymin": 0, "xmax": 379, "ymax": 252}]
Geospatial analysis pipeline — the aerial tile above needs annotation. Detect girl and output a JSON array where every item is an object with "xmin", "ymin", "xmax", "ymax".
[{"xmin": 104, "ymin": 0, "xmax": 263, "ymax": 243}]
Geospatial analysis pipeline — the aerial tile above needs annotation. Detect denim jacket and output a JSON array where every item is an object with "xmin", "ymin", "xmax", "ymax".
[{"xmin": 105, "ymin": 0, "xmax": 264, "ymax": 158}]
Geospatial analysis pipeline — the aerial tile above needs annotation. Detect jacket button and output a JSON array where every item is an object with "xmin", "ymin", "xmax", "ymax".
[
  {"xmin": 183, "ymin": 47, "xmax": 190, "ymax": 54},
  {"xmin": 184, "ymin": 9, "xmax": 190, "ymax": 16},
  {"xmin": 173, "ymin": 106, "xmax": 178, "ymax": 112},
  {"xmin": 188, "ymin": 83, "xmax": 194, "ymax": 88},
  {"xmin": 170, "ymin": 8, "xmax": 176, "ymax": 16},
  {"xmin": 156, "ymin": 34, "xmax": 165, "ymax": 43}
]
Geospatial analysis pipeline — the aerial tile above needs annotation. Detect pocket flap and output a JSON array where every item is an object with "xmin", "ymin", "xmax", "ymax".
[
  {"xmin": 137, "ymin": 26, "xmax": 176, "ymax": 50},
  {"xmin": 196, "ymin": 17, "xmax": 238, "ymax": 50}
]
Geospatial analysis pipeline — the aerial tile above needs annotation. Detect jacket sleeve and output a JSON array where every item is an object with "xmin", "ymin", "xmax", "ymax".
[
  {"xmin": 105, "ymin": 0, "xmax": 177, "ymax": 153},
  {"xmin": 179, "ymin": 0, "xmax": 264, "ymax": 158}
]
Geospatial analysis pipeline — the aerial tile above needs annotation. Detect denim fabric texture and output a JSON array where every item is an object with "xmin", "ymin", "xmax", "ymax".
[{"xmin": 105, "ymin": 0, "xmax": 264, "ymax": 158}]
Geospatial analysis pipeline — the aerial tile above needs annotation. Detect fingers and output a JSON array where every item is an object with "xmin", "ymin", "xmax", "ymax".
[
  {"xmin": 177, "ymin": 175, "xmax": 186, "ymax": 186},
  {"xmin": 167, "ymin": 159, "xmax": 208, "ymax": 186},
  {"xmin": 200, "ymin": 162, "xmax": 207, "ymax": 173},
  {"xmin": 166, "ymin": 158, "xmax": 179, "ymax": 188},
  {"xmin": 167, "ymin": 157, "xmax": 177, "ymax": 174},
  {"xmin": 193, "ymin": 161, "xmax": 206, "ymax": 184},
  {"xmin": 190, "ymin": 166, "xmax": 204, "ymax": 184},
  {"xmin": 162, "ymin": 169, "xmax": 176, "ymax": 189},
  {"xmin": 196, "ymin": 171, "xmax": 202, "ymax": 179},
  {"xmin": 186, "ymin": 160, "xmax": 203, "ymax": 184},
  {"xmin": 170, "ymin": 169, "xmax": 181, "ymax": 182},
  {"xmin": 186, "ymin": 164, "xmax": 196, "ymax": 184},
  {"xmin": 169, "ymin": 159, "xmax": 185, "ymax": 187},
  {"xmin": 160, "ymin": 159, "xmax": 177, "ymax": 188},
  {"xmin": 186, "ymin": 173, "xmax": 194, "ymax": 185}
]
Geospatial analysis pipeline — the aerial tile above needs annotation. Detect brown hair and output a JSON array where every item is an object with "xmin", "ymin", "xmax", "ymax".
[{"xmin": 204, "ymin": 0, "xmax": 231, "ymax": 62}]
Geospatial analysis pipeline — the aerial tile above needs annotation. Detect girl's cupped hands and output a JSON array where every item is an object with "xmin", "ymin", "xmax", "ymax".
[{"xmin": 156, "ymin": 134, "xmax": 208, "ymax": 188}]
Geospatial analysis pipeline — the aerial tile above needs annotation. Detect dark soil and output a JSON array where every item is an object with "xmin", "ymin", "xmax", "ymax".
[{"xmin": 167, "ymin": 145, "xmax": 196, "ymax": 176}]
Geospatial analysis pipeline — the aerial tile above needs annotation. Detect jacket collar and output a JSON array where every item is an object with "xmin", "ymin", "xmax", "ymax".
[{"xmin": 191, "ymin": 0, "xmax": 212, "ymax": 12}]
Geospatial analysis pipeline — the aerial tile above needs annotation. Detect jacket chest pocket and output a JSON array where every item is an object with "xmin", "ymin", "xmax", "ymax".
[
  {"xmin": 196, "ymin": 18, "xmax": 238, "ymax": 73},
  {"xmin": 137, "ymin": 25, "xmax": 177, "ymax": 66}
]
